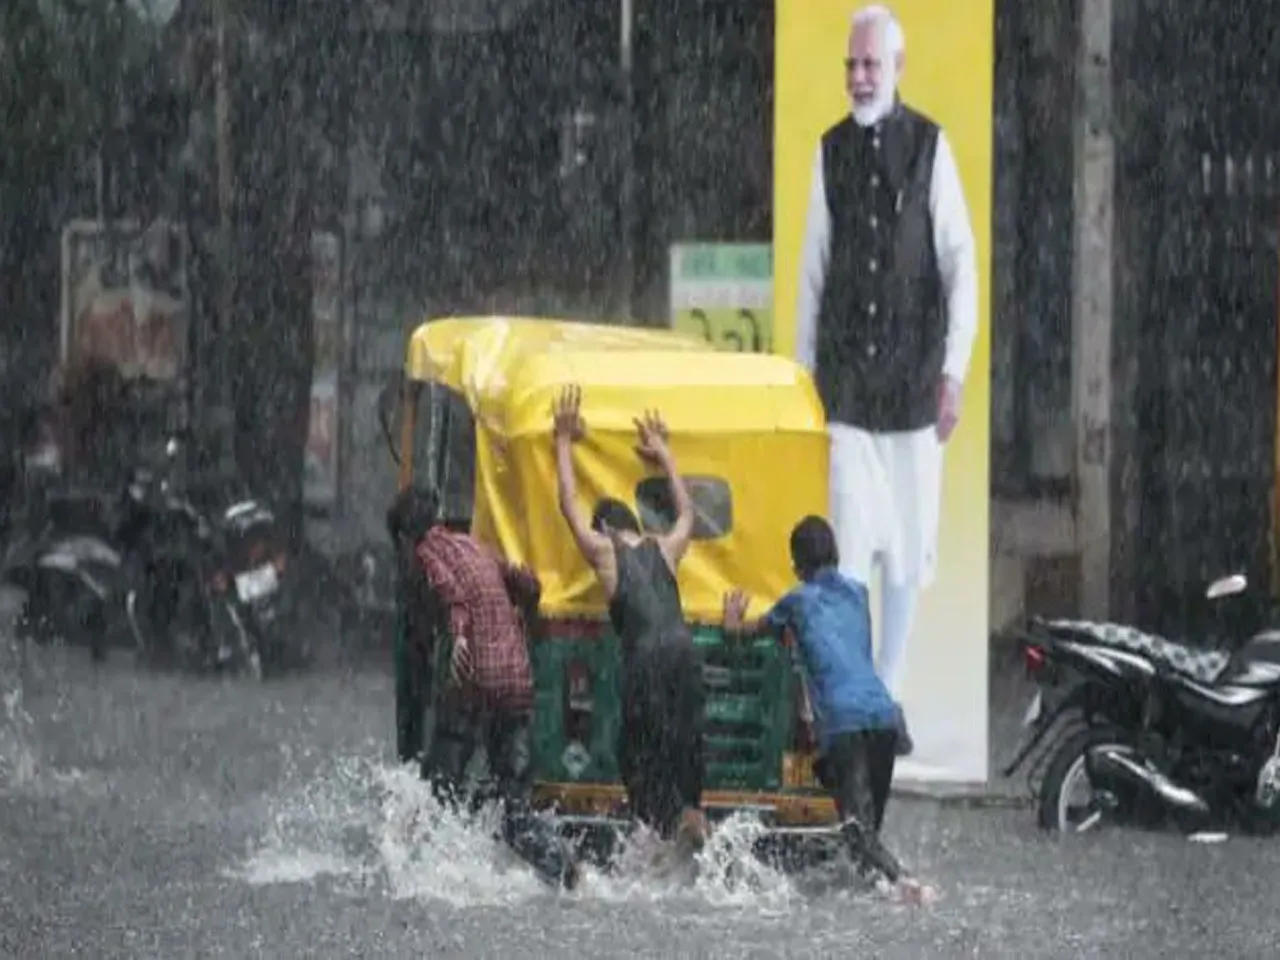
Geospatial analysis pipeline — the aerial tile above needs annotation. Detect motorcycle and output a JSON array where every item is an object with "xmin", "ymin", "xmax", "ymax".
[
  {"xmin": 4, "ymin": 437, "xmax": 296, "ymax": 678},
  {"xmin": 1003, "ymin": 572, "xmax": 1280, "ymax": 836},
  {"xmin": 121, "ymin": 438, "xmax": 301, "ymax": 678},
  {"xmin": 2, "ymin": 486, "xmax": 130, "ymax": 660}
]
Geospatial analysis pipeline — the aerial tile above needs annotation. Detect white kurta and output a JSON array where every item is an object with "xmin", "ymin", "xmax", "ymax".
[{"xmin": 795, "ymin": 117, "xmax": 979, "ymax": 590}]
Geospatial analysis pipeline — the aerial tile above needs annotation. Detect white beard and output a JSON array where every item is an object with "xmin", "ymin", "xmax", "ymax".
[{"xmin": 851, "ymin": 81, "xmax": 898, "ymax": 127}]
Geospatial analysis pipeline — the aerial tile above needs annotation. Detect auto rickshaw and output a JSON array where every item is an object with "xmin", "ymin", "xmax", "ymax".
[{"xmin": 382, "ymin": 315, "xmax": 842, "ymax": 864}]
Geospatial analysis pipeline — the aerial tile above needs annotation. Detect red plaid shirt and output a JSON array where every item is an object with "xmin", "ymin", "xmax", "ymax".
[{"xmin": 415, "ymin": 527, "xmax": 537, "ymax": 713}]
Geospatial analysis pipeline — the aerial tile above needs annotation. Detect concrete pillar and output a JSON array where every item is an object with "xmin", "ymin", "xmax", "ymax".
[{"xmin": 1071, "ymin": 0, "xmax": 1115, "ymax": 620}]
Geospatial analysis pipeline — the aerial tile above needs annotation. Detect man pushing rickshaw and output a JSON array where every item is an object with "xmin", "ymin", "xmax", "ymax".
[{"xmin": 383, "ymin": 316, "xmax": 937, "ymax": 901}]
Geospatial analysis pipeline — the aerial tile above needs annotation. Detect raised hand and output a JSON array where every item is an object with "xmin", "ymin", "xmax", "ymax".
[
  {"xmin": 723, "ymin": 588, "xmax": 751, "ymax": 633},
  {"xmin": 552, "ymin": 384, "xmax": 586, "ymax": 443},
  {"xmin": 633, "ymin": 408, "xmax": 671, "ymax": 465}
]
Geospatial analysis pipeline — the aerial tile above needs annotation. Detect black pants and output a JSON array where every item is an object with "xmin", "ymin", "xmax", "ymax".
[
  {"xmin": 619, "ymin": 644, "xmax": 705, "ymax": 839},
  {"xmin": 816, "ymin": 729, "xmax": 906, "ymax": 884},
  {"xmin": 422, "ymin": 705, "xmax": 576, "ymax": 889}
]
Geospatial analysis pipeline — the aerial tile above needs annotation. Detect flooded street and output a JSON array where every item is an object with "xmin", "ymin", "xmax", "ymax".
[
  {"xmin": 4, "ymin": 0, "xmax": 1279, "ymax": 954},
  {"xmin": 1, "ymin": 596, "xmax": 1277, "ymax": 959}
]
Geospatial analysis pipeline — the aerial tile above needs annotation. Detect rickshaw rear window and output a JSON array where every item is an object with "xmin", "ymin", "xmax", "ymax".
[{"xmin": 635, "ymin": 475, "xmax": 733, "ymax": 541}]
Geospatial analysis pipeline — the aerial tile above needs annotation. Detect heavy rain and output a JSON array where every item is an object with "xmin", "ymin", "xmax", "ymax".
[{"xmin": 3, "ymin": 0, "xmax": 1280, "ymax": 957}]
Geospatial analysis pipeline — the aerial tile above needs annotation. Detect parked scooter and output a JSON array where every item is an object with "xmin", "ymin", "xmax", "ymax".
[
  {"xmin": 3, "ymin": 436, "xmax": 298, "ymax": 678},
  {"xmin": 1004, "ymin": 573, "xmax": 1280, "ymax": 836},
  {"xmin": 127, "ymin": 436, "xmax": 307, "ymax": 677},
  {"xmin": 2, "ymin": 485, "xmax": 129, "ymax": 661}
]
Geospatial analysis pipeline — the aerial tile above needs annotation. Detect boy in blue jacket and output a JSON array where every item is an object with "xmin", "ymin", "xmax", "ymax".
[{"xmin": 723, "ymin": 515, "xmax": 936, "ymax": 905}]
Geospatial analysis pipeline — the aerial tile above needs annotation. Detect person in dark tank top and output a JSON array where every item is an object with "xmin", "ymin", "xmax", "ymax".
[{"xmin": 552, "ymin": 384, "xmax": 709, "ymax": 856}]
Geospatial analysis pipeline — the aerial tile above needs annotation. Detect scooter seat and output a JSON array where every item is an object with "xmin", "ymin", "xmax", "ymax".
[{"xmin": 1044, "ymin": 618, "xmax": 1230, "ymax": 685}]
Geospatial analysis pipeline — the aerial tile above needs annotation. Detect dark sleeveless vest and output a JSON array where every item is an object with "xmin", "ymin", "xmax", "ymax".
[{"xmin": 814, "ymin": 104, "xmax": 946, "ymax": 432}]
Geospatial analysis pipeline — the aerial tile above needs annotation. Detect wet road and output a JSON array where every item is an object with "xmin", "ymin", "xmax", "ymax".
[{"xmin": 3, "ymin": 616, "xmax": 1279, "ymax": 958}]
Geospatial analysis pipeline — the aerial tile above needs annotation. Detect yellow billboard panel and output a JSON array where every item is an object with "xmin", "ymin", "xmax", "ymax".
[{"xmin": 774, "ymin": 1, "xmax": 993, "ymax": 784}]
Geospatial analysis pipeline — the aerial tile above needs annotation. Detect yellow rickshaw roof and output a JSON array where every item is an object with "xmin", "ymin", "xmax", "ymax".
[
  {"xmin": 406, "ymin": 316, "xmax": 710, "ymax": 382},
  {"xmin": 405, "ymin": 316, "xmax": 826, "ymax": 437}
]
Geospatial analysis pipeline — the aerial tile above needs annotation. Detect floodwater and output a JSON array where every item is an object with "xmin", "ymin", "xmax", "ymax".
[{"xmin": 3, "ymin": 596, "xmax": 1279, "ymax": 959}]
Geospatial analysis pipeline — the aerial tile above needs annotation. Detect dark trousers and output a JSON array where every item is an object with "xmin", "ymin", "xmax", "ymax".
[
  {"xmin": 619, "ymin": 645, "xmax": 705, "ymax": 838},
  {"xmin": 816, "ymin": 728, "xmax": 906, "ymax": 884},
  {"xmin": 422, "ymin": 704, "xmax": 576, "ymax": 889}
]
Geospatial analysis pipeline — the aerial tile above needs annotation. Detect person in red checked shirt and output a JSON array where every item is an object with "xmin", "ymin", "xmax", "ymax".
[{"xmin": 406, "ymin": 486, "xmax": 582, "ymax": 891}]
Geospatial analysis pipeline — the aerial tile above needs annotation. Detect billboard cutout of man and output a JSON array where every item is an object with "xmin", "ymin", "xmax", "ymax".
[{"xmin": 794, "ymin": 4, "xmax": 979, "ymax": 752}]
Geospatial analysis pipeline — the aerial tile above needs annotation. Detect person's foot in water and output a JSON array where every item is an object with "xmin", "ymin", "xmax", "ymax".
[
  {"xmin": 563, "ymin": 858, "xmax": 585, "ymax": 891},
  {"xmin": 641, "ymin": 808, "xmax": 708, "ymax": 885},
  {"xmin": 893, "ymin": 702, "xmax": 914, "ymax": 757},
  {"xmin": 674, "ymin": 808, "xmax": 711, "ymax": 858}
]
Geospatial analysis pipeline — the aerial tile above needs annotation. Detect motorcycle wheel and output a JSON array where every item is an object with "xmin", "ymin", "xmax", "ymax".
[
  {"xmin": 80, "ymin": 597, "xmax": 109, "ymax": 661},
  {"xmin": 25, "ymin": 571, "xmax": 109, "ymax": 657},
  {"xmin": 1037, "ymin": 727, "xmax": 1138, "ymax": 834},
  {"xmin": 240, "ymin": 614, "xmax": 264, "ymax": 680},
  {"xmin": 248, "ymin": 650, "xmax": 263, "ymax": 680},
  {"xmin": 18, "ymin": 568, "xmax": 73, "ymax": 647},
  {"xmin": 15, "ymin": 601, "xmax": 57, "ymax": 647}
]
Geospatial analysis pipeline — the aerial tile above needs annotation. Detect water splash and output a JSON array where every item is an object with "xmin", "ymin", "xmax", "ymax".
[
  {"xmin": 227, "ymin": 752, "xmax": 810, "ymax": 912},
  {"xmin": 588, "ymin": 812, "xmax": 798, "ymax": 913},
  {"xmin": 0, "ymin": 630, "xmax": 115, "ymax": 799},
  {"xmin": 228, "ymin": 754, "xmax": 384, "ymax": 889},
  {"xmin": 375, "ymin": 762, "xmax": 546, "ymax": 905},
  {"xmin": 224, "ymin": 753, "xmax": 526, "ymax": 903},
  {"xmin": 1, "ymin": 591, "xmax": 41, "ymax": 789},
  {"xmin": 0, "ymin": 683, "xmax": 40, "ymax": 788}
]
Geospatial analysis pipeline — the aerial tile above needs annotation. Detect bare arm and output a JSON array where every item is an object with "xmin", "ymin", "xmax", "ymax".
[
  {"xmin": 555, "ymin": 434, "xmax": 611, "ymax": 572},
  {"xmin": 724, "ymin": 613, "xmax": 767, "ymax": 638},
  {"xmin": 479, "ymin": 542, "xmax": 543, "ymax": 616},
  {"xmin": 727, "ymin": 609, "xmax": 762, "ymax": 640},
  {"xmin": 722, "ymin": 589, "xmax": 783, "ymax": 640},
  {"xmin": 655, "ymin": 446, "xmax": 695, "ymax": 569},
  {"xmin": 500, "ymin": 561, "xmax": 542, "ymax": 612}
]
